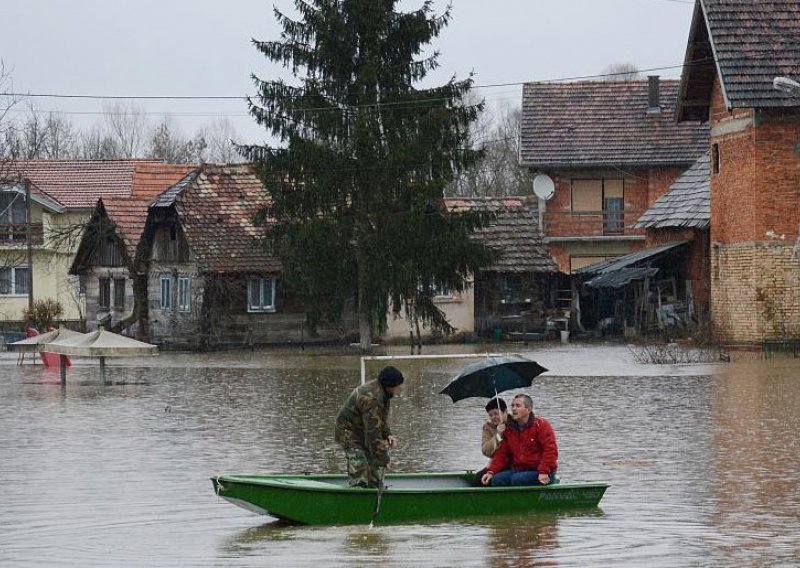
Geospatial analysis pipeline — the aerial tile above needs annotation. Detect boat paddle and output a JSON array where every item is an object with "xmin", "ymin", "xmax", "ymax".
[{"xmin": 369, "ymin": 465, "xmax": 387, "ymax": 529}]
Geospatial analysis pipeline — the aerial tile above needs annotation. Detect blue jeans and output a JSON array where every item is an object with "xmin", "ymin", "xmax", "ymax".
[{"xmin": 491, "ymin": 469, "xmax": 553, "ymax": 486}]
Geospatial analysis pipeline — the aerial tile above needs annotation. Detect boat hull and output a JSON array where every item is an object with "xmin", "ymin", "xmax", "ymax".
[{"xmin": 211, "ymin": 472, "xmax": 608, "ymax": 525}]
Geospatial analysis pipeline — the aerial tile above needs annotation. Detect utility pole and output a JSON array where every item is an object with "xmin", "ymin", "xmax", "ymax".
[{"xmin": 24, "ymin": 178, "xmax": 33, "ymax": 312}]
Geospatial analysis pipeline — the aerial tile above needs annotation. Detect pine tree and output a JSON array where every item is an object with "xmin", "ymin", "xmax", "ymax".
[{"xmin": 243, "ymin": 0, "xmax": 496, "ymax": 349}]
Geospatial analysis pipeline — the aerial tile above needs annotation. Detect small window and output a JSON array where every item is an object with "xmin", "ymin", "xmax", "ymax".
[
  {"xmin": 161, "ymin": 277, "xmax": 172, "ymax": 310},
  {"xmin": 178, "ymin": 277, "xmax": 191, "ymax": 312},
  {"xmin": 247, "ymin": 276, "xmax": 276, "ymax": 313},
  {"xmin": 99, "ymin": 277, "xmax": 111, "ymax": 309},
  {"xmin": 113, "ymin": 278, "xmax": 125, "ymax": 310},
  {"xmin": 78, "ymin": 274, "xmax": 87, "ymax": 295},
  {"xmin": 0, "ymin": 267, "xmax": 28, "ymax": 295},
  {"xmin": 712, "ymin": 143, "xmax": 720, "ymax": 175},
  {"xmin": 434, "ymin": 283, "xmax": 452, "ymax": 298}
]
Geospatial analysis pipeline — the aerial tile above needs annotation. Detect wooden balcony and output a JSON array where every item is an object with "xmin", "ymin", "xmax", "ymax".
[
  {"xmin": 0, "ymin": 223, "xmax": 44, "ymax": 245},
  {"xmin": 542, "ymin": 210, "xmax": 646, "ymax": 239}
]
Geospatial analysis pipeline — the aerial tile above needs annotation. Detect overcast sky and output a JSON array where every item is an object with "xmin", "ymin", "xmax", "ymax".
[{"xmin": 1, "ymin": 0, "xmax": 696, "ymax": 145}]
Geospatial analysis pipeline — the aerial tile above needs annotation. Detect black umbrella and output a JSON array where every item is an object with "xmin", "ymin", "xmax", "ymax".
[{"xmin": 440, "ymin": 355, "xmax": 548, "ymax": 402}]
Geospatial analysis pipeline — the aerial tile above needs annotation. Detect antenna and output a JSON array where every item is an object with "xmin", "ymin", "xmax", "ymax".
[{"xmin": 532, "ymin": 174, "xmax": 555, "ymax": 200}]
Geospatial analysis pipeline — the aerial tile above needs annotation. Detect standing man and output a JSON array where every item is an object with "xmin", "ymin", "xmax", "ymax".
[
  {"xmin": 335, "ymin": 365, "xmax": 404, "ymax": 488},
  {"xmin": 481, "ymin": 393, "xmax": 558, "ymax": 486}
]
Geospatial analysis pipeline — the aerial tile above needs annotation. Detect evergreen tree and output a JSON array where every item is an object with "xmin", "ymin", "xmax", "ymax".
[{"xmin": 243, "ymin": 0, "xmax": 496, "ymax": 348}]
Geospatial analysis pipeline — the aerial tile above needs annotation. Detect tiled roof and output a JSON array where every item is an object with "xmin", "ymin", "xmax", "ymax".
[
  {"xmin": 155, "ymin": 164, "xmax": 279, "ymax": 274},
  {"xmin": 634, "ymin": 152, "xmax": 710, "ymax": 229},
  {"xmin": 682, "ymin": 0, "xmax": 800, "ymax": 117},
  {"xmin": 444, "ymin": 198, "xmax": 557, "ymax": 274},
  {"xmin": 521, "ymin": 80, "xmax": 709, "ymax": 167},
  {"xmin": 11, "ymin": 159, "xmax": 165, "ymax": 208},
  {"xmin": 102, "ymin": 163, "xmax": 197, "ymax": 259}
]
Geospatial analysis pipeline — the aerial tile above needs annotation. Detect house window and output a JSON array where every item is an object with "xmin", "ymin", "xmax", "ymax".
[
  {"xmin": 571, "ymin": 178, "xmax": 624, "ymax": 234},
  {"xmin": 178, "ymin": 277, "xmax": 191, "ymax": 312},
  {"xmin": 113, "ymin": 278, "xmax": 125, "ymax": 310},
  {"xmin": 99, "ymin": 277, "xmax": 111, "ymax": 309},
  {"xmin": 434, "ymin": 283, "xmax": 452, "ymax": 298},
  {"xmin": 0, "ymin": 267, "xmax": 28, "ymax": 295},
  {"xmin": 712, "ymin": 143, "xmax": 720, "ymax": 175},
  {"xmin": 161, "ymin": 277, "xmax": 172, "ymax": 310},
  {"xmin": 247, "ymin": 276, "xmax": 276, "ymax": 313},
  {"xmin": 0, "ymin": 191, "xmax": 27, "ymax": 241},
  {"xmin": 78, "ymin": 274, "xmax": 87, "ymax": 295}
]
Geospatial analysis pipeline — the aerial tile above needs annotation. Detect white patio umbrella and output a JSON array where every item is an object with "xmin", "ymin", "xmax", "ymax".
[
  {"xmin": 8, "ymin": 328, "xmax": 87, "ymax": 384},
  {"xmin": 43, "ymin": 327, "xmax": 158, "ymax": 384}
]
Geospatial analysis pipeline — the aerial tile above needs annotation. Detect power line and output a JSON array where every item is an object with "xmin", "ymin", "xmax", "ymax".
[{"xmin": 3, "ymin": 59, "xmax": 698, "ymax": 104}]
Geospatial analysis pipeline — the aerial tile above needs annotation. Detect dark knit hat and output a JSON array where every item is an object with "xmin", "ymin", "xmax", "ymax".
[
  {"xmin": 485, "ymin": 397, "xmax": 507, "ymax": 413},
  {"xmin": 378, "ymin": 365, "xmax": 405, "ymax": 387}
]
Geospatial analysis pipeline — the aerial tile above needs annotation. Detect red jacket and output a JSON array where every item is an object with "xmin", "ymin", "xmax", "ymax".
[{"xmin": 487, "ymin": 415, "xmax": 558, "ymax": 475}]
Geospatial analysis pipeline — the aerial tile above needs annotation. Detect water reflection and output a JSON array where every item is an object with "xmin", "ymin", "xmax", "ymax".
[{"xmin": 1, "ymin": 344, "xmax": 799, "ymax": 566}]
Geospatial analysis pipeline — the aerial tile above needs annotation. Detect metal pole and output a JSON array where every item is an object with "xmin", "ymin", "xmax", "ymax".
[
  {"xmin": 60, "ymin": 354, "xmax": 67, "ymax": 386},
  {"xmin": 100, "ymin": 356, "xmax": 106, "ymax": 385},
  {"xmin": 24, "ymin": 179, "xmax": 33, "ymax": 312}
]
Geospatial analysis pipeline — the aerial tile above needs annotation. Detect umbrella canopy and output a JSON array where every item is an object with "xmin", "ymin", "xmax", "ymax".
[
  {"xmin": 440, "ymin": 355, "xmax": 548, "ymax": 402},
  {"xmin": 7, "ymin": 328, "xmax": 86, "ymax": 353},
  {"xmin": 43, "ymin": 328, "xmax": 158, "ymax": 357}
]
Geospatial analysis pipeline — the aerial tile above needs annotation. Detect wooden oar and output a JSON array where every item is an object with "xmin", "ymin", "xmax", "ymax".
[{"xmin": 369, "ymin": 465, "xmax": 387, "ymax": 528}]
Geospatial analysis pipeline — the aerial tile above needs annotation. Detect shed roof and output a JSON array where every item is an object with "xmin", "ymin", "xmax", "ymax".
[
  {"xmin": 444, "ymin": 197, "xmax": 558, "ymax": 274},
  {"xmin": 154, "ymin": 164, "xmax": 280, "ymax": 274},
  {"xmin": 574, "ymin": 240, "xmax": 689, "ymax": 275},
  {"xmin": 521, "ymin": 80, "xmax": 708, "ymax": 168},
  {"xmin": 634, "ymin": 152, "xmax": 710, "ymax": 229},
  {"xmin": 677, "ymin": 0, "xmax": 800, "ymax": 121}
]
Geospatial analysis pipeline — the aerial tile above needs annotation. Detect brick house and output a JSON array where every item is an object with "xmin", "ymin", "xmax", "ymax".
[
  {"xmin": 520, "ymin": 79, "xmax": 709, "ymax": 275},
  {"xmin": 676, "ymin": 0, "xmax": 800, "ymax": 343}
]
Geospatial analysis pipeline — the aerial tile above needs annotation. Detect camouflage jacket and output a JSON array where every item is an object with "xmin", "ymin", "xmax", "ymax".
[{"xmin": 334, "ymin": 380, "xmax": 393, "ymax": 466}]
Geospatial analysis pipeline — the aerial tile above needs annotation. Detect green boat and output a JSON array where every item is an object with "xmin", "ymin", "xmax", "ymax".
[{"xmin": 211, "ymin": 472, "xmax": 608, "ymax": 525}]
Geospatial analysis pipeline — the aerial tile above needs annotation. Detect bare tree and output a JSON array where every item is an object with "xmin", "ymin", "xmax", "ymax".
[
  {"xmin": 449, "ymin": 101, "xmax": 532, "ymax": 198},
  {"xmin": 149, "ymin": 117, "xmax": 207, "ymax": 163},
  {"xmin": 201, "ymin": 118, "xmax": 243, "ymax": 163},
  {"xmin": 78, "ymin": 124, "xmax": 119, "ymax": 159},
  {"xmin": 102, "ymin": 101, "xmax": 148, "ymax": 158},
  {"xmin": 599, "ymin": 62, "xmax": 642, "ymax": 81}
]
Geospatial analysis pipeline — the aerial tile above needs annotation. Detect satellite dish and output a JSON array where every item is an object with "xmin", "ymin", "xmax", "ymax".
[{"xmin": 533, "ymin": 174, "xmax": 555, "ymax": 200}]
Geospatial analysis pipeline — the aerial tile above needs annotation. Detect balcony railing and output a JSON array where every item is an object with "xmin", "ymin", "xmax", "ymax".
[
  {"xmin": 0, "ymin": 223, "xmax": 44, "ymax": 244},
  {"xmin": 542, "ymin": 210, "xmax": 645, "ymax": 239}
]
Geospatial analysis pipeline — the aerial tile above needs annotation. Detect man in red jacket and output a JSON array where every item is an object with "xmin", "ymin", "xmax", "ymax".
[{"xmin": 480, "ymin": 393, "xmax": 558, "ymax": 486}]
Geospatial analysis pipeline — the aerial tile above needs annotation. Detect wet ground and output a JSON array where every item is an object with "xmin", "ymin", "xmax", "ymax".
[{"xmin": 1, "ymin": 342, "xmax": 798, "ymax": 567}]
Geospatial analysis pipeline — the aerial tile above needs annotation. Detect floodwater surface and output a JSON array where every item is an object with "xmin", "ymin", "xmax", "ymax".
[{"xmin": 0, "ymin": 343, "xmax": 798, "ymax": 567}]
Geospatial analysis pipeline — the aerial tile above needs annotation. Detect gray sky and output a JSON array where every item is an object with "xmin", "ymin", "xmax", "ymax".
[{"xmin": 1, "ymin": 0, "xmax": 695, "ymax": 145}]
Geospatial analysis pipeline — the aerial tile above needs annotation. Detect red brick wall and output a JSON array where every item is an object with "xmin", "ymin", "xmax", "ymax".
[
  {"xmin": 708, "ymin": 75, "xmax": 800, "ymax": 343},
  {"xmin": 541, "ymin": 167, "xmax": 685, "ymax": 272}
]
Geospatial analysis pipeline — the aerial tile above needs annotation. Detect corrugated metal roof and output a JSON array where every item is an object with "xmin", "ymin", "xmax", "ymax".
[
  {"xmin": 574, "ymin": 240, "xmax": 689, "ymax": 275},
  {"xmin": 585, "ymin": 267, "xmax": 659, "ymax": 289},
  {"xmin": 635, "ymin": 153, "xmax": 710, "ymax": 229}
]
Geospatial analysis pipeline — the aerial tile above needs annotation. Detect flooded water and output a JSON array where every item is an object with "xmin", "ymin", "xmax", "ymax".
[{"xmin": 0, "ymin": 343, "xmax": 798, "ymax": 567}]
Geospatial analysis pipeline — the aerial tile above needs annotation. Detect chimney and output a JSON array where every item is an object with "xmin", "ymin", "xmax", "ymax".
[{"xmin": 648, "ymin": 75, "xmax": 661, "ymax": 113}]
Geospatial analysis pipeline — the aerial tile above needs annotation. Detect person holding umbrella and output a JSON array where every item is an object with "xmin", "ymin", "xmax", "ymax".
[
  {"xmin": 334, "ymin": 365, "xmax": 404, "ymax": 488},
  {"xmin": 481, "ymin": 397, "xmax": 508, "ymax": 459},
  {"xmin": 481, "ymin": 394, "xmax": 558, "ymax": 487}
]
